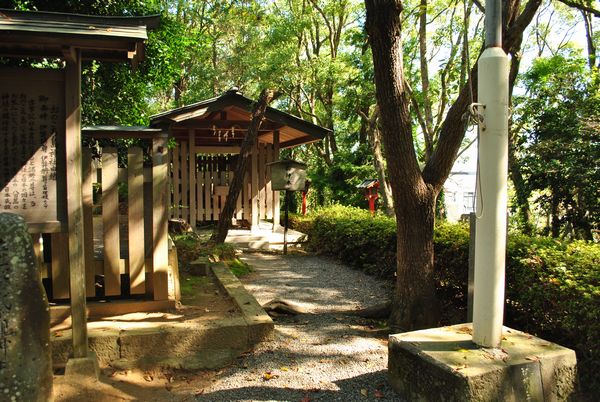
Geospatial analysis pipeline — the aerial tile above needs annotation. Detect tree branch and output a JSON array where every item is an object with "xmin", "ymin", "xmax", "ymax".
[
  {"xmin": 473, "ymin": 0, "xmax": 485, "ymax": 13},
  {"xmin": 423, "ymin": 0, "xmax": 543, "ymax": 191},
  {"xmin": 212, "ymin": 89, "xmax": 275, "ymax": 243},
  {"xmin": 556, "ymin": 0, "xmax": 600, "ymax": 17}
]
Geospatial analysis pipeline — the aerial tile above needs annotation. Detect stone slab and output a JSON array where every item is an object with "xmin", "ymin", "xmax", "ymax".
[
  {"xmin": 64, "ymin": 352, "xmax": 100, "ymax": 379},
  {"xmin": 51, "ymin": 328, "xmax": 120, "ymax": 367},
  {"xmin": 118, "ymin": 319, "xmax": 248, "ymax": 359},
  {"xmin": 50, "ymin": 265, "xmax": 272, "ymax": 371},
  {"xmin": 388, "ymin": 323, "xmax": 577, "ymax": 402}
]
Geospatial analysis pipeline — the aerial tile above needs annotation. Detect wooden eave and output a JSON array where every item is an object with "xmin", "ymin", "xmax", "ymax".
[
  {"xmin": 151, "ymin": 91, "xmax": 330, "ymax": 149},
  {"xmin": 83, "ymin": 125, "xmax": 165, "ymax": 140},
  {"xmin": 0, "ymin": 9, "xmax": 159, "ymax": 63}
]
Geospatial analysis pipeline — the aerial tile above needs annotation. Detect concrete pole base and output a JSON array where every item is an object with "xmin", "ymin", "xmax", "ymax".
[
  {"xmin": 388, "ymin": 324, "xmax": 577, "ymax": 401},
  {"xmin": 64, "ymin": 352, "xmax": 100, "ymax": 379}
]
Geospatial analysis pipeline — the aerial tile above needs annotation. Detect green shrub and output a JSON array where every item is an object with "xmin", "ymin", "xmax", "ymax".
[
  {"xmin": 300, "ymin": 205, "xmax": 397, "ymax": 277},
  {"xmin": 293, "ymin": 205, "xmax": 600, "ymax": 394}
]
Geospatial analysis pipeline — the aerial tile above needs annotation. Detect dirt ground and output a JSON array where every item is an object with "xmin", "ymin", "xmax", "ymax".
[
  {"xmin": 52, "ymin": 251, "xmax": 395, "ymax": 402},
  {"xmin": 51, "ymin": 271, "xmax": 238, "ymax": 402},
  {"xmin": 53, "ymin": 367, "xmax": 218, "ymax": 402}
]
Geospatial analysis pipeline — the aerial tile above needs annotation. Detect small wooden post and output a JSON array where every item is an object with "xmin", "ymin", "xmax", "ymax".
[
  {"xmin": 258, "ymin": 143, "xmax": 266, "ymax": 219},
  {"xmin": 128, "ymin": 147, "xmax": 145, "ymax": 295},
  {"xmin": 266, "ymin": 144, "xmax": 273, "ymax": 220},
  {"xmin": 188, "ymin": 130, "xmax": 196, "ymax": 228},
  {"xmin": 65, "ymin": 48, "xmax": 88, "ymax": 358},
  {"xmin": 180, "ymin": 141, "xmax": 189, "ymax": 223},
  {"xmin": 272, "ymin": 131, "xmax": 281, "ymax": 230},
  {"xmin": 102, "ymin": 148, "xmax": 120, "ymax": 296},
  {"xmin": 197, "ymin": 155, "xmax": 203, "ymax": 222},
  {"xmin": 172, "ymin": 145, "xmax": 181, "ymax": 219},
  {"xmin": 244, "ymin": 170, "xmax": 251, "ymax": 221},
  {"xmin": 82, "ymin": 148, "xmax": 95, "ymax": 297},
  {"xmin": 251, "ymin": 141, "xmax": 259, "ymax": 231},
  {"xmin": 152, "ymin": 134, "xmax": 169, "ymax": 300},
  {"xmin": 50, "ymin": 232, "xmax": 70, "ymax": 299},
  {"xmin": 283, "ymin": 190, "xmax": 290, "ymax": 254}
]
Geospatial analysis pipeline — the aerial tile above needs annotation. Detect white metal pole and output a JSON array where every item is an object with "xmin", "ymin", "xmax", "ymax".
[{"xmin": 472, "ymin": 0, "xmax": 510, "ymax": 348}]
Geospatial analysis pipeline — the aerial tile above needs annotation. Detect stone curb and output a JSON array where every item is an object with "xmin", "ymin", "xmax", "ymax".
[
  {"xmin": 211, "ymin": 261, "xmax": 274, "ymax": 345},
  {"xmin": 51, "ymin": 263, "xmax": 273, "ymax": 370}
]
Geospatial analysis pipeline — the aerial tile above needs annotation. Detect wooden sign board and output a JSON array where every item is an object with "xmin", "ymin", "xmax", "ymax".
[{"xmin": 0, "ymin": 68, "xmax": 66, "ymax": 232}]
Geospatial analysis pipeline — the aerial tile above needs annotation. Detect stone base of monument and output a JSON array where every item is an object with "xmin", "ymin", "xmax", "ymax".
[
  {"xmin": 65, "ymin": 352, "xmax": 100, "ymax": 379},
  {"xmin": 388, "ymin": 323, "xmax": 577, "ymax": 402}
]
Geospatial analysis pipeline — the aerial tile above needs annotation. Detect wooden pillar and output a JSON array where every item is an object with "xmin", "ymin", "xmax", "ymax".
[
  {"xmin": 102, "ymin": 148, "xmax": 120, "ymax": 296},
  {"xmin": 172, "ymin": 145, "xmax": 180, "ymax": 219},
  {"xmin": 258, "ymin": 143, "xmax": 266, "ymax": 219},
  {"xmin": 152, "ymin": 134, "xmax": 169, "ymax": 300},
  {"xmin": 180, "ymin": 141, "xmax": 189, "ymax": 222},
  {"xmin": 266, "ymin": 144, "xmax": 273, "ymax": 220},
  {"xmin": 50, "ymin": 232, "xmax": 69, "ymax": 299},
  {"xmin": 65, "ymin": 49, "xmax": 88, "ymax": 358},
  {"xmin": 82, "ymin": 148, "xmax": 95, "ymax": 297},
  {"xmin": 196, "ymin": 155, "xmax": 203, "ymax": 222},
  {"xmin": 251, "ymin": 141, "xmax": 259, "ymax": 231},
  {"xmin": 272, "ymin": 131, "xmax": 281, "ymax": 230},
  {"xmin": 128, "ymin": 147, "xmax": 145, "ymax": 295},
  {"xmin": 188, "ymin": 130, "xmax": 196, "ymax": 227}
]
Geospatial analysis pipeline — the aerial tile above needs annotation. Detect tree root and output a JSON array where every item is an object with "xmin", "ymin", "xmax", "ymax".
[{"xmin": 261, "ymin": 299, "xmax": 391, "ymax": 319}]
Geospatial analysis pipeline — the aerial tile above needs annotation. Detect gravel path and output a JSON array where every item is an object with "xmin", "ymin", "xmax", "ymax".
[{"xmin": 197, "ymin": 252, "xmax": 401, "ymax": 402}]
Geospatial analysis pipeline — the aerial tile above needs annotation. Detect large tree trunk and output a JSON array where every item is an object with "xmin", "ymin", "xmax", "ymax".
[
  {"xmin": 212, "ymin": 89, "xmax": 275, "ymax": 243},
  {"xmin": 390, "ymin": 188, "xmax": 439, "ymax": 330},
  {"xmin": 365, "ymin": 0, "xmax": 542, "ymax": 331},
  {"xmin": 365, "ymin": 0, "xmax": 440, "ymax": 331}
]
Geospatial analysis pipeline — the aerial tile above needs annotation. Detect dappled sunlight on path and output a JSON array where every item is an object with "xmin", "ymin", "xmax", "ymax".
[{"xmin": 197, "ymin": 252, "xmax": 400, "ymax": 401}]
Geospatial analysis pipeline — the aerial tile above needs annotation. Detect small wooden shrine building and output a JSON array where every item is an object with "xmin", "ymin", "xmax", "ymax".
[
  {"xmin": 0, "ymin": 9, "xmax": 160, "ymax": 365},
  {"xmin": 151, "ymin": 89, "xmax": 331, "ymax": 231}
]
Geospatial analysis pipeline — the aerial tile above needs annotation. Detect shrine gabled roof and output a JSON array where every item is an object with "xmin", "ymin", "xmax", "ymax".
[
  {"xmin": 0, "ymin": 8, "xmax": 159, "ymax": 63},
  {"xmin": 357, "ymin": 179, "xmax": 379, "ymax": 189},
  {"xmin": 150, "ymin": 89, "xmax": 331, "ymax": 149}
]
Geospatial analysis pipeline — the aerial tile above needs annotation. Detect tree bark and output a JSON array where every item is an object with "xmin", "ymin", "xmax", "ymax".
[
  {"xmin": 581, "ymin": 10, "xmax": 597, "ymax": 70},
  {"xmin": 365, "ymin": 0, "xmax": 440, "ymax": 331},
  {"xmin": 212, "ymin": 89, "xmax": 275, "ymax": 243},
  {"xmin": 363, "ymin": 105, "xmax": 394, "ymax": 216}
]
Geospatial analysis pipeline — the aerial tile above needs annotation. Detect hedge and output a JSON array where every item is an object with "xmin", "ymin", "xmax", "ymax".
[{"xmin": 290, "ymin": 205, "xmax": 600, "ymax": 394}]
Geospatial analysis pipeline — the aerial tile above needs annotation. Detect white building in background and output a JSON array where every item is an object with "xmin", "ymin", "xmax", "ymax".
[
  {"xmin": 443, "ymin": 135, "xmax": 477, "ymax": 222},
  {"xmin": 444, "ymin": 171, "xmax": 476, "ymax": 221}
]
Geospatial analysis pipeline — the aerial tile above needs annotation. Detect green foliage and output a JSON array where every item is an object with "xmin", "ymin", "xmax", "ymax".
[
  {"xmin": 306, "ymin": 145, "xmax": 379, "ymax": 209},
  {"xmin": 513, "ymin": 54, "xmax": 600, "ymax": 239},
  {"xmin": 505, "ymin": 236, "xmax": 600, "ymax": 391},
  {"xmin": 298, "ymin": 205, "xmax": 397, "ymax": 277},
  {"xmin": 227, "ymin": 258, "xmax": 252, "ymax": 277},
  {"xmin": 293, "ymin": 205, "xmax": 600, "ymax": 393}
]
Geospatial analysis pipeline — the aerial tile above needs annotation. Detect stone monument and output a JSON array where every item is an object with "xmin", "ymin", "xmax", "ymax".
[{"xmin": 0, "ymin": 213, "xmax": 53, "ymax": 401}]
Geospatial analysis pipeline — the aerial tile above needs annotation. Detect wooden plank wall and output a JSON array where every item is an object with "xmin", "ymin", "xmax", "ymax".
[
  {"xmin": 170, "ymin": 140, "xmax": 278, "ymax": 224},
  {"xmin": 44, "ymin": 143, "xmax": 169, "ymax": 301}
]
